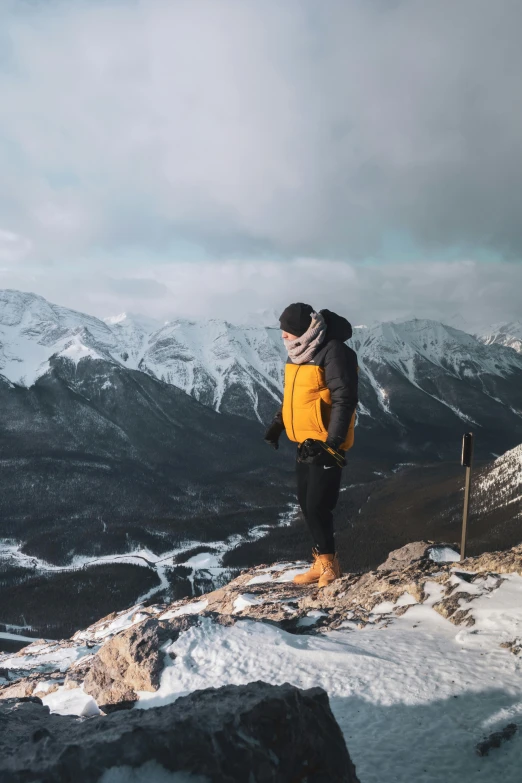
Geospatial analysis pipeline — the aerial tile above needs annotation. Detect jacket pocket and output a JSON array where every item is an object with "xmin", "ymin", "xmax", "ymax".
[{"xmin": 314, "ymin": 398, "xmax": 328, "ymax": 434}]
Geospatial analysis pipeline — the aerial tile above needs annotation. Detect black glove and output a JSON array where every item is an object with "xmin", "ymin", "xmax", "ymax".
[
  {"xmin": 264, "ymin": 420, "xmax": 283, "ymax": 450},
  {"xmin": 297, "ymin": 439, "xmax": 346, "ymax": 467}
]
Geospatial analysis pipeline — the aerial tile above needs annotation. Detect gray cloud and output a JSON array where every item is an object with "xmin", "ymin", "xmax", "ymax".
[
  {"xmin": 2, "ymin": 259, "xmax": 520, "ymax": 330},
  {"xmin": 1, "ymin": 0, "xmax": 522, "ymax": 261}
]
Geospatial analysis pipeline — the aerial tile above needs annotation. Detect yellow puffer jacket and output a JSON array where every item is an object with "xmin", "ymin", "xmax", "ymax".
[{"xmin": 282, "ymin": 361, "xmax": 357, "ymax": 451}]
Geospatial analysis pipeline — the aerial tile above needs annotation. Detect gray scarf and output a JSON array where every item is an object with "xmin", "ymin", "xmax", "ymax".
[{"xmin": 285, "ymin": 311, "xmax": 327, "ymax": 364}]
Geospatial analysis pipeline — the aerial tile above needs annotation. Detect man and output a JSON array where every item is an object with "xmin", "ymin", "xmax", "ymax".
[{"xmin": 264, "ymin": 303, "xmax": 358, "ymax": 587}]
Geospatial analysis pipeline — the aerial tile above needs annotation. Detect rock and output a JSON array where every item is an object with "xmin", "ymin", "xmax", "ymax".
[
  {"xmin": 63, "ymin": 658, "xmax": 94, "ymax": 690},
  {"xmin": 0, "ymin": 672, "xmax": 64, "ymax": 701},
  {"xmin": 377, "ymin": 541, "xmax": 433, "ymax": 571},
  {"xmin": 476, "ymin": 722, "xmax": 518, "ymax": 756},
  {"xmin": 432, "ymin": 593, "xmax": 476, "ymax": 627},
  {"xmin": 460, "ymin": 544, "xmax": 522, "ymax": 576},
  {"xmin": 500, "ymin": 639, "xmax": 522, "ymax": 655},
  {"xmin": 0, "ymin": 682, "xmax": 360, "ymax": 782},
  {"xmin": 82, "ymin": 615, "xmax": 202, "ymax": 711},
  {"xmin": 0, "ymin": 681, "xmax": 36, "ymax": 699},
  {"xmin": 82, "ymin": 618, "xmax": 169, "ymax": 711}
]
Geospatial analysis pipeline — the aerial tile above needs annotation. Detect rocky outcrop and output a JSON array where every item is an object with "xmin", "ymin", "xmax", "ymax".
[
  {"xmin": 82, "ymin": 618, "xmax": 168, "ymax": 711},
  {"xmin": 2, "ymin": 541, "xmax": 522, "ymax": 707},
  {"xmin": 476, "ymin": 722, "xmax": 518, "ymax": 757},
  {"xmin": 81, "ymin": 614, "xmax": 206, "ymax": 711},
  {"xmin": 0, "ymin": 682, "xmax": 360, "ymax": 783},
  {"xmin": 461, "ymin": 543, "xmax": 522, "ymax": 576},
  {"xmin": 377, "ymin": 540, "xmax": 436, "ymax": 571},
  {"xmin": 0, "ymin": 674, "xmax": 62, "ymax": 701}
]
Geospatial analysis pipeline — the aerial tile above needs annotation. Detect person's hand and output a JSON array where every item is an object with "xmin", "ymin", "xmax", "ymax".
[
  {"xmin": 264, "ymin": 421, "xmax": 282, "ymax": 450},
  {"xmin": 297, "ymin": 439, "xmax": 332, "ymax": 465},
  {"xmin": 298, "ymin": 439, "xmax": 345, "ymax": 467},
  {"xmin": 297, "ymin": 439, "xmax": 323, "ymax": 462}
]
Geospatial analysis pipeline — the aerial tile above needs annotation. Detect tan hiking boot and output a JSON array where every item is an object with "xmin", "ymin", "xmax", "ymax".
[
  {"xmin": 293, "ymin": 549, "xmax": 321, "ymax": 585},
  {"xmin": 317, "ymin": 554, "xmax": 341, "ymax": 588}
]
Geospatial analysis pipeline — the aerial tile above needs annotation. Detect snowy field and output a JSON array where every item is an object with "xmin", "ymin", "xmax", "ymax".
[{"xmin": 134, "ymin": 575, "xmax": 522, "ymax": 783}]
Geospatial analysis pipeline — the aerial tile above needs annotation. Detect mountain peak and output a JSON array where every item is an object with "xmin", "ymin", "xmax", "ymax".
[
  {"xmin": 103, "ymin": 312, "xmax": 128, "ymax": 325},
  {"xmin": 478, "ymin": 321, "xmax": 522, "ymax": 354}
]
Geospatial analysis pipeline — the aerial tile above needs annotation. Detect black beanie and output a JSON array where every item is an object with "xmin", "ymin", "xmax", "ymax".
[{"xmin": 279, "ymin": 302, "xmax": 314, "ymax": 337}]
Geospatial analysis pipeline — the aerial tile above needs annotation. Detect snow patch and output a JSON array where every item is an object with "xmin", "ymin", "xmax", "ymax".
[
  {"xmin": 232, "ymin": 594, "xmax": 265, "ymax": 612},
  {"xmin": 429, "ymin": 546, "xmax": 461, "ymax": 563},
  {"xmin": 160, "ymin": 600, "xmax": 208, "ymax": 620},
  {"xmin": 42, "ymin": 686, "xmax": 100, "ymax": 718},
  {"xmin": 297, "ymin": 610, "xmax": 328, "ymax": 627}
]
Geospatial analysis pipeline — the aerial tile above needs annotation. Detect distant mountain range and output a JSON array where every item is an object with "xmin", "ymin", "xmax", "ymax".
[{"xmin": 1, "ymin": 289, "xmax": 521, "ymax": 461}]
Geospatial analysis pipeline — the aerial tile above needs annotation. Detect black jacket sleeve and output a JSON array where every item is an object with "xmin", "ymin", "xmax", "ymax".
[
  {"xmin": 273, "ymin": 404, "xmax": 285, "ymax": 433},
  {"xmin": 264, "ymin": 403, "xmax": 285, "ymax": 441},
  {"xmin": 323, "ymin": 341, "xmax": 358, "ymax": 450}
]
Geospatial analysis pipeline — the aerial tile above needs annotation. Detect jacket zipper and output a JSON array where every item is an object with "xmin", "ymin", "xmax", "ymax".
[{"xmin": 290, "ymin": 365, "xmax": 300, "ymax": 441}]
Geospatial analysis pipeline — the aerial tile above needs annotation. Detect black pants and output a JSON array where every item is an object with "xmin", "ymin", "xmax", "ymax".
[{"xmin": 296, "ymin": 459, "xmax": 343, "ymax": 554}]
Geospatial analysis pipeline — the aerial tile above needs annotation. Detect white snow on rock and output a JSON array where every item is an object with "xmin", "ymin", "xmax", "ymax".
[
  {"xmin": 274, "ymin": 565, "xmax": 310, "ymax": 583},
  {"xmin": 88, "ymin": 608, "xmax": 148, "ymax": 642},
  {"xmin": 245, "ymin": 572, "xmax": 274, "ymax": 586},
  {"xmin": 4, "ymin": 548, "xmax": 522, "ymax": 782},
  {"xmin": 297, "ymin": 610, "xmax": 328, "ymax": 627},
  {"xmin": 351, "ymin": 318, "xmax": 522, "ymax": 379},
  {"xmin": 429, "ymin": 546, "xmax": 461, "ymax": 563},
  {"xmin": 160, "ymin": 600, "xmax": 208, "ymax": 620},
  {"xmin": 245, "ymin": 561, "xmax": 308, "ymax": 586},
  {"xmin": 232, "ymin": 594, "xmax": 265, "ymax": 612},
  {"xmin": 0, "ymin": 641, "xmax": 93, "ymax": 672},
  {"xmin": 0, "ymin": 290, "xmax": 286, "ymax": 414},
  {"xmin": 42, "ymin": 686, "xmax": 100, "ymax": 718},
  {"xmin": 454, "ymin": 574, "xmax": 522, "ymax": 651}
]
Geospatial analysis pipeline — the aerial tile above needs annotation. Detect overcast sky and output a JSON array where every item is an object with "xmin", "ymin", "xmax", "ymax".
[{"xmin": 0, "ymin": 0, "xmax": 521, "ymax": 327}]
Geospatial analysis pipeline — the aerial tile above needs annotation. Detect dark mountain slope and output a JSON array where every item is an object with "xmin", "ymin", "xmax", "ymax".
[{"xmin": 0, "ymin": 357, "xmax": 294, "ymax": 564}]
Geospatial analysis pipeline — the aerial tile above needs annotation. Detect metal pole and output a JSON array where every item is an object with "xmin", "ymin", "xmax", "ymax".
[{"xmin": 460, "ymin": 433, "xmax": 474, "ymax": 561}]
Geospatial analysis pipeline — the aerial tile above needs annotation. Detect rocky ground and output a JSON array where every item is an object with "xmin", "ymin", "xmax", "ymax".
[
  {"xmin": 0, "ymin": 682, "xmax": 360, "ymax": 782},
  {"xmin": 2, "ymin": 541, "xmax": 522, "ymax": 782},
  {"xmin": 2, "ymin": 540, "xmax": 521, "ymax": 708}
]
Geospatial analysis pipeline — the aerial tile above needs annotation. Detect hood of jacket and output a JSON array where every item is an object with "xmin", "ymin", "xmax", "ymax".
[{"xmin": 319, "ymin": 309, "xmax": 353, "ymax": 343}]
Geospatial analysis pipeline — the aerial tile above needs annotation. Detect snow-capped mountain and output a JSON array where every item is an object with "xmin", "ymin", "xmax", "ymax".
[
  {"xmin": 349, "ymin": 318, "xmax": 522, "ymax": 459},
  {"xmin": 0, "ymin": 290, "xmax": 116, "ymax": 386},
  {"xmin": 475, "ymin": 443, "xmax": 522, "ymax": 521},
  {"xmin": 2, "ymin": 289, "xmax": 522, "ymax": 457},
  {"xmin": 138, "ymin": 320, "xmax": 284, "ymax": 421},
  {"xmin": 0, "ymin": 290, "xmax": 284, "ymax": 423},
  {"xmin": 477, "ymin": 321, "xmax": 522, "ymax": 354}
]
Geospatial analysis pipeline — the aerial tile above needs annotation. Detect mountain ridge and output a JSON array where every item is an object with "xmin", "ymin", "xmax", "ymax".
[{"xmin": 2, "ymin": 289, "xmax": 522, "ymax": 450}]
